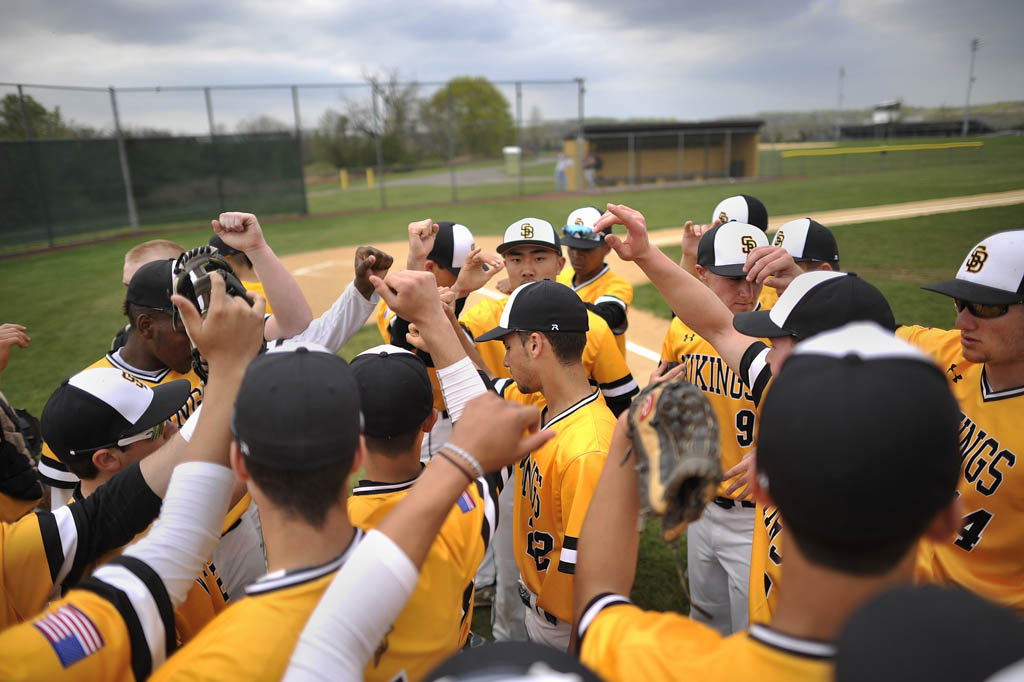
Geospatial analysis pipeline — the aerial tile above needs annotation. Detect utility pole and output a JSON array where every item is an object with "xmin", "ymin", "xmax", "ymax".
[
  {"xmin": 835, "ymin": 66, "xmax": 845, "ymax": 141},
  {"xmin": 961, "ymin": 38, "xmax": 980, "ymax": 137}
]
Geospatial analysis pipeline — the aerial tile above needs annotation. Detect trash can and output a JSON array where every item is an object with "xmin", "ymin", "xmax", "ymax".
[{"xmin": 503, "ymin": 146, "xmax": 522, "ymax": 176}]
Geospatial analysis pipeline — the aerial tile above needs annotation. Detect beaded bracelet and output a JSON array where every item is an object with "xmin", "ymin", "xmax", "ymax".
[
  {"xmin": 441, "ymin": 443, "xmax": 484, "ymax": 480},
  {"xmin": 437, "ymin": 451, "xmax": 474, "ymax": 483}
]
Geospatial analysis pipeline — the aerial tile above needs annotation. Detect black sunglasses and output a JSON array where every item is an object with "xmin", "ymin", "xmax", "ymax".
[{"xmin": 953, "ymin": 299, "xmax": 1011, "ymax": 319}]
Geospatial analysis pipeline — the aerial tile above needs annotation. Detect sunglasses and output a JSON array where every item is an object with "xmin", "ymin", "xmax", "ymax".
[
  {"xmin": 953, "ymin": 299, "xmax": 1011, "ymax": 319},
  {"xmin": 562, "ymin": 225, "xmax": 603, "ymax": 242},
  {"xmin": 69, "ymin": 421, "xmax": 167, "ymax": 457}
]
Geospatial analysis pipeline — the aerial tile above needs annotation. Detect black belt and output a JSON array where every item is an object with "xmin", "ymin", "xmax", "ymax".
[
  {"xmin": 714, "ymin": 496, "xmax": 755, "ymax": 510},
  {"xmin": 519, "ymin": 584, "xmax": 559, "ymax": 626}
]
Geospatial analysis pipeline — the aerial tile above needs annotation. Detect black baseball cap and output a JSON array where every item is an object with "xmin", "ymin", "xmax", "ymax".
[
  {"xmin": 836, "ymin": 586, "xmax": 1024, "ymax": 682},
  {"xmin": 733, "ymin": 271, "xmax": 895, "ymax": 339},
  {"xmin": 712, "ymin": 194, "xmax": 768, "ymax": 232},
  {"xmin": 208, "ymin": 234, "xmax": 243, "ymax": 257},
  {"xmin": 426, "ymin": 641, "xmax": 602, "ymax": 681},
  {"xmin": 476, "ymin": 280, "xmax": 589, "ymax": 342},
  {"xmin": 232, "ymin": 345, "xmax": 361, "ymax": 470},
  {"xmin": 758, "ymin": 322, "xmax": 961, "ymax": 553},
  {"xmin": 697, "ymin": 222, "xmax": 769, "ymax": 277},
  {"xmin": 42, "ymin": 367, "xmax": 191, "ymax": 463},
  {"xmin": 561, "ymin": 207, "xmax": 610, "ymax": 250},
  {"xmin": 497, "ymin": 218, "xmax": 561, "ymax": 255},
  {"xmin": 351, "ymin": 345, "xmax": 433, "ymax": 438},
  {"xmin": 922, "ymin": 230, "xmax": 1024, "ymax": 305},
  {"xmin": 125, "ymin": 258, "xmax": 175, "ymax": 311},
  {"xmin": 428, "ymin": 222, "xmax": 475, "ymax": 275},
  {"xmin": 771, "ymin": 218, "xmax": 840, "ymax": 263}
]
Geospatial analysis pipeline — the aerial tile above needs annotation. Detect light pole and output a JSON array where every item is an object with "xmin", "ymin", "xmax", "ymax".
[
  {"xmin": 961, "ymin": 38, "xmax": 980, "ymax": 137},
  {"xmin": 835, "ymin": 66, "xmax": 845, "ymax": 141}
]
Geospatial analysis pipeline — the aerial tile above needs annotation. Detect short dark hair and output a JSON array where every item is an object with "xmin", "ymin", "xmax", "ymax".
[
  {"xmin": 243, "ymin": 454, "xmax": 353, "ymax": 529},
  {"xmin": 517, "ymin": 330, "xmax": 586, "ymax": 366},
  {"xmin": 364, "ymin": 429, "xmax": 420, "ymax": 458},
  {"xmin": 123, "ymin": 302, "xmax": 171, "ymax": 330},
  {"xmin": 66, "ymin": 455, "xmax": 99, "ymax": 481},
  {"xmin": 789, "ymin": 526, "xmax": 922, "ymax": 576}
]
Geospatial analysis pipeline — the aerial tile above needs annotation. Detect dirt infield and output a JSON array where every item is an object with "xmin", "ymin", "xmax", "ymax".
[{"xmin": 280, "ymin": 189, "xmax": 1024, "ymax": 383}]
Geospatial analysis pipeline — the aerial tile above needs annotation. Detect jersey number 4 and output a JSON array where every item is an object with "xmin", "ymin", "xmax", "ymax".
[{"xmin": 954, "ymin": 508, "xmax": 993, "ymax": 552}]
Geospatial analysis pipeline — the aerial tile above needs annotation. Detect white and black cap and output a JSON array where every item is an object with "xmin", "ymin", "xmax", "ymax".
[
  {"xmin": 711, "ymin": 194, "xmax": 768, "ymax": 232},
  {"xmin": 561, "ymin": 206, "xmax": 610, "ymax": 250},
  {"xmin": 922, "ymin": 230, "xmax": 1024, "ymax": 305},
  {"xmin": 429, "ymin": 222, "xmax": 475, "ymax": 275},
  {"xmin": 497, "ymin": 218, "xmax": 561, "ymax": 255},
  {"xmin": 41, "ymin": 367, "xmax": 191, "ymax": 463},
  {"xmin": 476, "ymin": 280, "xmax": 589, "ymax": 342},
  {"xmin": 697, "ymin": 221, "xmax": 769, "ymax": 277},
  {"xmin": 772, "ymin": 218, "xmax": 840, "ymax": 263},
  {"xmin": 733, "ymin": 271, "xmax": 895, "ymax": 339}
]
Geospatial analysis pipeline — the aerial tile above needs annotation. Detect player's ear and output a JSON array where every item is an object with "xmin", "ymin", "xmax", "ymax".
[
  {"xmin": 694, "ymin": 264, "xmax": 709, "ymax": 284},
  {"xmin": 421, "ymin": 409, "xmax": 438, "ymax": 433},
  {"xmin": 229, "ymin": 442, "xmax": 250, "ymax": 481},
  {"xmin": 528, "ymin": 332, "xmax": 545, "ymax": 359},
  {"xmin": 924, "ymin": 495, "xmax": 964, "ymax": 542},
  {"xmin": 92, "ymin": 448, "xmax": 121, "ymax": 474},
  {"xmin": 750, "ymin": 467, "xmax": 775, "ymax": 508},
  {"xmin": 423, "ymin": 260, "xmax": 437, "ymax": 274},
  {"xmin": 557, "ymin": 255, "xmax": 566, "ymax": 269},
  {"xmin": 136, "ymin": 311, "xmax": 156, "ymax": 339}
]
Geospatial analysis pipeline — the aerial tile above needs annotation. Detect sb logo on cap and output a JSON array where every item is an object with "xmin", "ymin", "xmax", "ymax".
[
  {"xmin": 740, "ymin": 235, "xmax": 757, "ymax": 254},
  {"xmin": 965, "ymin": 245, "xmax": 989, "ymax": 273},
  {"xmin": 521, "ymin": 223, "xmax": 534, "ymax": 239},
  {"xmin": 718, "ymin": 211, "xmax": 729, "ymax": 224},
  {"xmin": 574, "ymin": 218, "xmax": 584, "ymax": 226},
  {"xmin": 773, "ymin": 231, "xmax": 785, "ymax": 246}
]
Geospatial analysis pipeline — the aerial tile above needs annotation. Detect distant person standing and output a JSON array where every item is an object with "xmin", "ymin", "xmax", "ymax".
[
  {"xmin": 554, "ymin": 153, "xmax": 573, "ymax": 192},
  {"xmin": 583, "ymin": 153, "xmax": 601, "ymax": 189}
]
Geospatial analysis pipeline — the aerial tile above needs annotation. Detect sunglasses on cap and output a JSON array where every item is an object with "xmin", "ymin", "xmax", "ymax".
[
  {"xmin": 69, "ymin": 421, "xmax": 167, "ymax": 457},
  {"xmin": 562, "ymin": 225, "xmax": 604, "ymax": 242},
  {"xmin": 953, "ymin": 299, "xmax": 1012, "ymax": 319}
]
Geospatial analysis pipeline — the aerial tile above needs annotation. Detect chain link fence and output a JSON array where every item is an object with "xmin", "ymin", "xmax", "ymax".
[{"xmin": 1, "ymin": 78, "xmax": 584, "ymax": 248}]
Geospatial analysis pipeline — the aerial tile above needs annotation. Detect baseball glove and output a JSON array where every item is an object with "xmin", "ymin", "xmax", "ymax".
[
  {"xmin": 171, "ymin": 246, "xmax": 254, "ymax": 381},
  {"xmin": 628, "ymin": 376, "xmax": 721, "ymax": 543}
]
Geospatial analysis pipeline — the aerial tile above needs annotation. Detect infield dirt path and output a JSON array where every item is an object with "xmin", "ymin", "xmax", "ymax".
[{"xmin": 281, "ymin": 188, "xmax": 1024, "ymax": 383}]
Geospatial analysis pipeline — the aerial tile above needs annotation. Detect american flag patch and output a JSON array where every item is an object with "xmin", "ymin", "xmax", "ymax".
[
  {"xmin": 456, "ymin": 491, "xmax": 476, "ymax": 513},
  {"xmin": 33, "ymin": 604, "xmax": 105, "ymax": 668}
]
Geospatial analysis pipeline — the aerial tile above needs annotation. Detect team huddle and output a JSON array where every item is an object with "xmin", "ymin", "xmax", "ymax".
[{"xmin": 1, "ymin": 195, "xmax": 1022, "ymax": 681}]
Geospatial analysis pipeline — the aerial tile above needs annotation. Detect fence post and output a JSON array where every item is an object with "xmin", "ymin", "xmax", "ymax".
[
  {"xmin": 628, "ymin": 133, "xmax": 636, "ymax": 185},
  {"xmin": 204, "ymin": 87, "xmax": 225, "ymax": 213},
  {"xmin": 371, "ymin": 83, "xmax": 387, "ymax": 210},
  {"xmin": 446, "ymin": 87, "xmax": 457, "ymax": 203},
  {"xmin": 109, "ymin": 87, "xmax": 139, "ymax": 232},
  {"xmin": 575, "ymin": 78, "xmax": 585, "ymax": 193},
  {"xmin": 724, "ymin": 129, "xmax": 732, "ymax": 178},
  {"xmin": 291, "ymin": 85, "xmax": 310, "ymax": 215},
  {"xmin": 18, "ymin": 85, "xmax": 55, "ymax": 247},
  {"xmin": 515, "ymin": 81, "xmax": 523, "ymax": 197},
  {"xmin": 677, "ymin": 132, "xmax": 685, "ymax": 180},
  {"xmin": 703, "ymin": 131, "xmax": 710, "ymax": 179}
]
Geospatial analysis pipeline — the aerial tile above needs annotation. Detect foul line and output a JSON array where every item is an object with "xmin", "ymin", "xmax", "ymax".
[{"xmin": 293, "ymin": 260, "xmax": 337, "ymax": 276}]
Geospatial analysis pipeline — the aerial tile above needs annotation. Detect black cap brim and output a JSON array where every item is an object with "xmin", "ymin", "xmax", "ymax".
[
  {"xmin": 733, "ymin": 310, "xmax": 791, "ymax": 338},
  {"xmin": 475, "ymin": 325, "xmax": 513, "ymax": 343},
  {"xmin": 124, "ymin": 379, "xmax": 193, "ymax": 438},
  {"xmin": 921, "ymin": 279, "xmax": 1024, "ymax": 305},
  {"xmin": 706, "ymin": 264, "xmax": 749, "ymax": 278},
  {"xmin": 497, "ymin": 240, "xmax": 561, "ymax": 255},
  {"xmin": 561, "ymin": 236, "xmax": 604, "ymax": 250}
]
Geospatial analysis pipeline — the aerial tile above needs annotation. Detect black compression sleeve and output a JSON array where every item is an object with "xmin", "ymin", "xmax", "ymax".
[{"xmin": 584, "ymin": 301, "xmax": 627, "ymax": 332}]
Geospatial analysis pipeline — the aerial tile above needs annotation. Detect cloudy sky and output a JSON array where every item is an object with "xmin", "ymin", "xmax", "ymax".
[{"xmin": 2, "ymin": 0, "xmax": 1022, "ymax": 134}]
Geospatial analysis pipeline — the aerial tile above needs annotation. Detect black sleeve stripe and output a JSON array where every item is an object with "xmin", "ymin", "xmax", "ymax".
[
  {"xmin": 65, "ymin": 501, "xmax": 94, "ymax": 590},
  {"xmin": 473, "ymin": 479, "xmax": 493, "ymax": 552},
  {"xmin": 601, "ymin": 374, "xmax": 636, "ymax": 390},
  {"xmin": 77, "ymin": 578, "xmax": 154, "ymax": 682},
  {"xmin": 108, "ymin": 555, "xmax": 177, "ymax": 660},
  {"xmin": 739, "ymin": 342, "xmax": 772, "ymax": 407},
  {"xmin": 563, "ymin": 536, "xmax": 578, "ymax": 550},
  {"xmin": 36, "ymin": 511, "xmax": 66, "ymax": 585},
  {"xmin": 577, "ymin": 592, "xmax": 632, "ymax": 647},
  {"xmin": 480, "ymin": 370, "xmax": 498, "ymax": 395},
  {"xmin": 460, "ymin": 581, "xmax": 474, "ymax": 625},
  {"xmin": 556, "ymin": 561, "xmax": 575, "ymax": 574}
]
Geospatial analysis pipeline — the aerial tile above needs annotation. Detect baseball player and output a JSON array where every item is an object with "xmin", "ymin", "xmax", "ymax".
[
  {"xmin": 575, "ymin": 322, "xmax": 964, "ymax": 681},
  {"xmin": 460, "ymin": 218, "xmax": 638, "ymax": 417},
  {"xmin": 741, "ymin": 217, "xmax": 842, "ymax": 308},
  {"xmin": 896, "ymin": 230, "xmax": 1024, "ymax": 615},
  {"xmin": 0, "ymin": 274, "xmax": 265, "ymax": 681},
  {"xmin": 121, "ymin": 239, "xmax": 185, "ymax": 287},
  {"xmin": 557, "ymin": 207, "xmax": 633, "ymax": 357},
  {"xmin": 475, "ymin": 279, "xmax": 617, "ymax": 650},
  {"xmin": 659, "ymin": 221, "xmax": 768, "ymax": 635}
]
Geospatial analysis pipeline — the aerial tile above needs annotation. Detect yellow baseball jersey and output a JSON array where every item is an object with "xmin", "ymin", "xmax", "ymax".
[
  {"xmin": 0, "ymin": 493, "xmax": 37, "ymax": 525},
  {"xmin": 459, "ymin": 298, "xmax": 638, "ymax": 404},
  {"xmin": 2, "ymin": 507, "xmax": 81, "ymax": 629},
  {"xmin": 897, "ymin": 325, "xmax": 1024, "ymax": 614},
  {"xmin": 350, "ymin": 466, "xmax": 504, "ymax": 682},
  {"xmin": 151, "ymin": 529, "xmax": 365, "ymax": 681},
  {"xmin": 748, "ymin": 504, "xmax": 783, "ymax": 625},
  {"xmin": 515, "ymin": 389, "xmax": 615, "ymax": 623},
  {"xmin": 578, "ymin": 596, "xmax": 834, "ymax": 682},
  {"xmin": 38, "ymin": 352, "xmax": 204, "ymax": 491},
  {"xmin": 557, "ymin": 264, "xmax": 633, "ymax": 356},
  {"xmin": 376, "ymin": 301, "xmax": 447, "ymax": 413},
  {"xmin": 240, "ymin": 280, "xmax": 272, "ymax": 314},
  {"xmin": 660, "ymin": 318, "xmax": 759, "ymax": 499},
  {"xmin": 758, "ymin": 286, "xmax": 780, "ymax": 310}
]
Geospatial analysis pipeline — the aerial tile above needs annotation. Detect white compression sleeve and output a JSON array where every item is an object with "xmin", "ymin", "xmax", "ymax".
[
  {"xmin": 121, "ymin": 462, "xmax": 235, "ymax": 607},
  {"xmin": 436, "ymin": 357, "xmax": 488, "ymax": 422},
  {"xmin": 288, "ymin": 282, "xmax": 378, "ymax": 353},
  {"xmin": 282, "ymin": 529, "xmax": 418, "ymax": 682}
]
